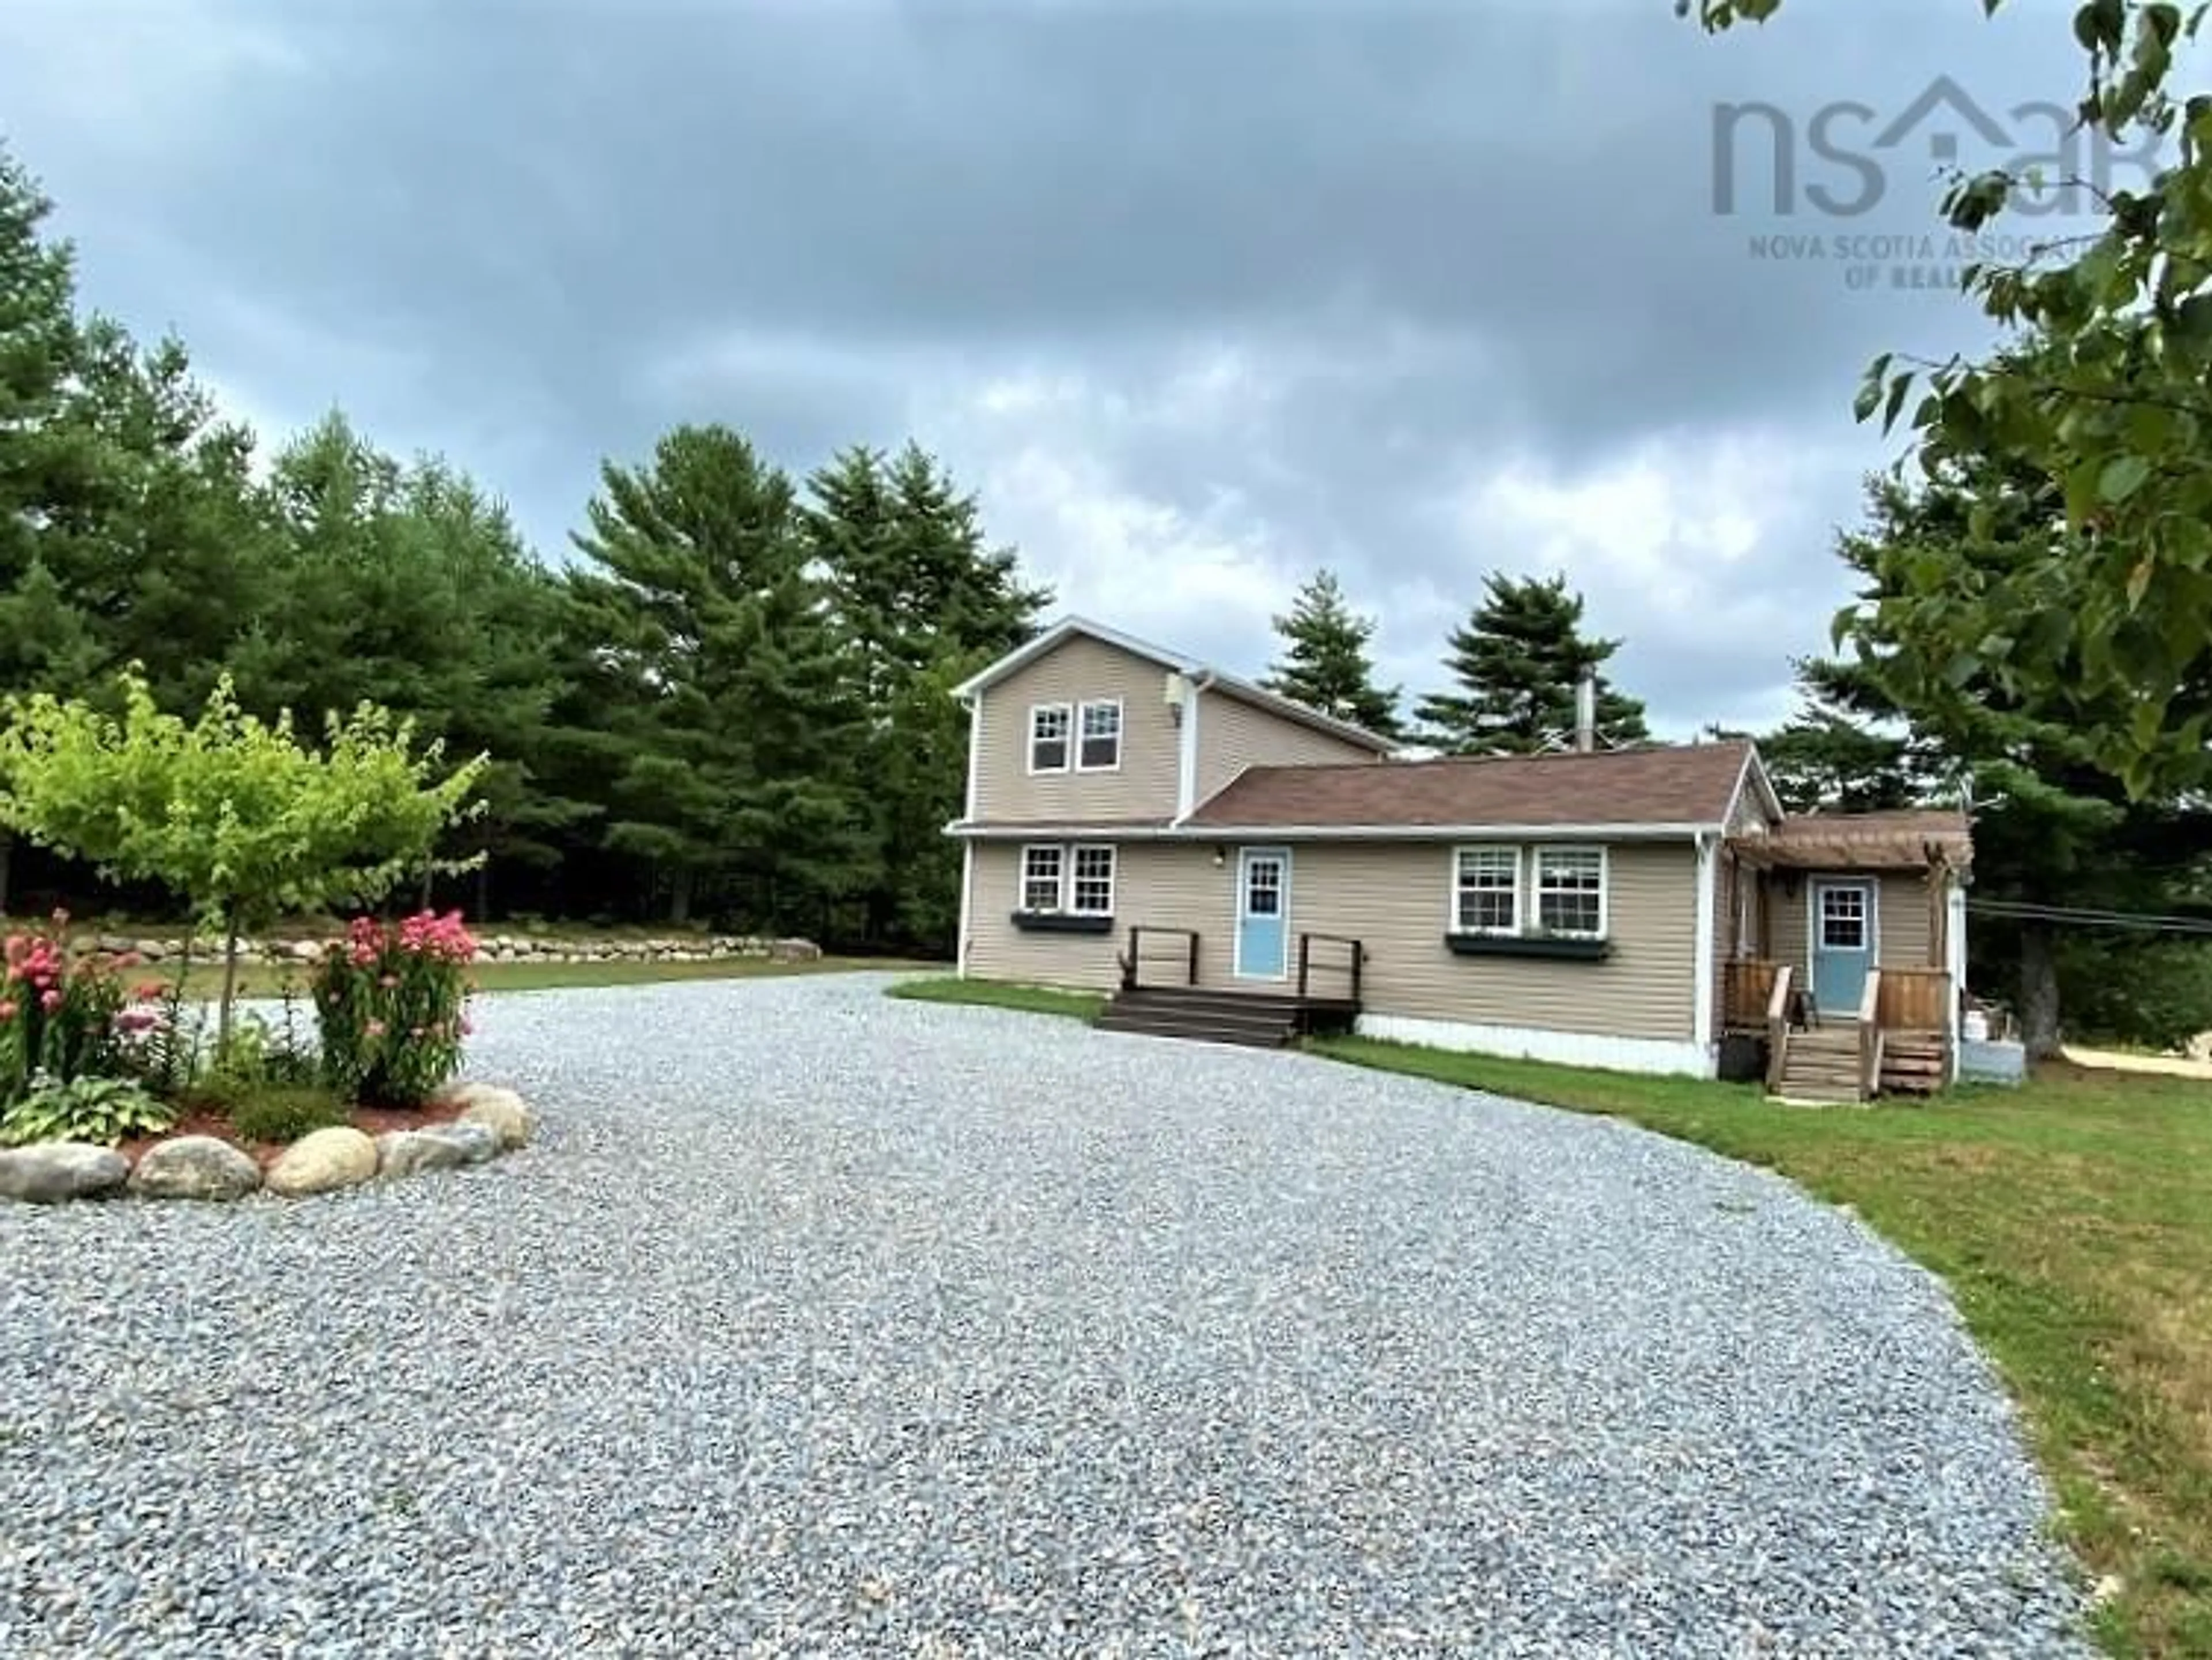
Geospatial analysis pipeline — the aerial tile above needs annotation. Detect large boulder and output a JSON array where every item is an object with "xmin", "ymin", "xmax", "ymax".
[
  {"xmin": 376, "ymin": 1129, "xmax": 462, "ymax": 1179},
  {"xmin": 0, "ymin": 1142, "xmax": 130, "ymax": 1204},
  {"xmin": 421, "ymin": 1121, "xmax": 500, "ymax": 1166},
  {"xmin": 264, "ymin": 1126, "xmax": 377, "ymax": 1197},
  {"xmin": 769, "ymin": 937, "xmax": 823, "ymax": 963},
  {"xmin": 438, "ymin": 1082, "xmax": 536, "ymax": 1151},
  {"xmin": 130, "ymin": 1136, "xmax": 262, "ymax": 1202}
]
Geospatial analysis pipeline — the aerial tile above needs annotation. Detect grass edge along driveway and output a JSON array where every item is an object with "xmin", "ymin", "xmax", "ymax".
[{"xmin": 887, "ymin": 973, "xmax": 2212, "ymax": 1658}]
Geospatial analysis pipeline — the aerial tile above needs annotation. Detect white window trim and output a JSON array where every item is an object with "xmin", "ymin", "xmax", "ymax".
[
  {"xmin": 1017, "ymin": 842, "xmax": 1065, "ymax": 912},
  {"xmin": 1448, "ymin": 844, "xmax": 1524, "ymax": 937},
  {"xmin": 1027, "ymin": 702, "xmax": 1073, "ymax": 775},
  {"xmin": 1533, "ymin": 845, "xmax": 1609, "ymax": 940},
  {"xmin": 1075, "ymin": 697, "xmax": 1124, "ymax": 773},
  {"xmin": 1069, "ymin": 843, "xmax": 1117, "ymax": 916}
]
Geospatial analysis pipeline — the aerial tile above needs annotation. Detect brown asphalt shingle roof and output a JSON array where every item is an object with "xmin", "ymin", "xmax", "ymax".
[{"xmin": 1183, "ymin": 740, "xmax": 1755, "ymax": 831}]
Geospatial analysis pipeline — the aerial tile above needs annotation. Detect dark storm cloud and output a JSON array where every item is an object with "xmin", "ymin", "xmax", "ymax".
[{"xmin": 0, "ymin": 0, "xmax": 2124, "ymax": 731}]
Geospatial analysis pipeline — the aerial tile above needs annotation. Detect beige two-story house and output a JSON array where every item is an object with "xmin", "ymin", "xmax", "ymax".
[{"xmin": 946, "ymin": 617, "xmax": 1974, "ymax": 1097}]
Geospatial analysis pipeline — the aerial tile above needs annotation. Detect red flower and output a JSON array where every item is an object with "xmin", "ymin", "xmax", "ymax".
[{"xmin": 134, "ymin": 982, "xmax": 167, "ymax": 1002}]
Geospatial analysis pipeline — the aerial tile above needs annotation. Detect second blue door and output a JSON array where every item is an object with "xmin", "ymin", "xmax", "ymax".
[{"xmin": 1236, "ymin": 848, "xmax": 1290, "ymax": 980}]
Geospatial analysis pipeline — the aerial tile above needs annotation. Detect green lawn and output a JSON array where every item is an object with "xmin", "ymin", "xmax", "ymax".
[
  {"xmin": 891, "ymin": 975, "xmax": 2211, "ymax": 1655},
  {"xmin": 887, "ymin": 975, "xmax": 1108, "ymax": 1022},
  {"xmin": 177, "ymin": 954, "xmax": 939, "ymax": 1002}
]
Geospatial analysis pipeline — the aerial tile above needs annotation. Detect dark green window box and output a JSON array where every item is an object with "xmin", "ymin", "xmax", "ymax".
[
  {"xmin": 1443, "ymin": 932, "xmax": 1612, "ymax": 961},
  {"xmin": 1011, "ymin": 911, "xmax": 1114, "ymax": 935}
]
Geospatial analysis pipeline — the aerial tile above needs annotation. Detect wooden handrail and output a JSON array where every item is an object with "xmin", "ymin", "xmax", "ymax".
[
  {"xmin": 1722, "ymin": 959, "xmax": 1782, "ymax": 1030},
  {"xmin": 1764, "ymin": 964, "xmax": 1793, "ymax": 1092},
  {"xmin": 1874, "ymin": 966, "xmax": 1952, "ymax": 1032},
  {"xmin": 1124, "ymin": 925, "xmax": 1200, "ymax": 990},
  {"xmin": 1296, "ymin": 933, "xmax": 1365, "ymax": 1004},
  {"xmin": 1857, "ymin": 969, "xmax": 1883, "ymax": 1100}
]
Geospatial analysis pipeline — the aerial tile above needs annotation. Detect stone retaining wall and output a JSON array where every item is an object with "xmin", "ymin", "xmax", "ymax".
[{"xmin": 82, "ymin": 933, "xmax": 825, "ymax": 969}]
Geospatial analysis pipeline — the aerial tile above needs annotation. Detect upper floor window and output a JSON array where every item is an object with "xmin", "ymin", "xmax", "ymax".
[
  {"xmin": 1453, "ymin": 846, "xmax": 1520, "ymax": 935},
  {"xmin": 1077, "ymin": 699, "xmax": 1123, "ymax": 771},
  {"xmin": 1534, "ymin": 847, "xmax": 1606, "ymax": 938},
  {"xmin": 1029, "ymin": 703, "xmax": 1071, "ymax": 773}
]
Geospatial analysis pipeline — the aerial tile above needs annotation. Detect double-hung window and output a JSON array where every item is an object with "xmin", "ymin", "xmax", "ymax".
[
  {"xmin": 1070, "ymin": 845, "xmax": 1116, "ymax": 914},
  {"xmin": 1021, "ymin": 845, "xmax": 1064, "ymax": 912},
  {"xmin": 1018, "ymin": 843, "xmax": 1117, "ymax": 916},
  {"xmin": 1077, "ymin": 699, "xmax": 1123, "ymax": 770},
  {"xmin": 1533, "ymin": 848, "xmax": 1606, "ymax": 938},
  {"xmin": 1453, "ymin": 846, "xmax": 1520, "ymax": 935},
  {"xmin": 1029, "ymin": 704, "xmax": 1072, "ymax": 773}
]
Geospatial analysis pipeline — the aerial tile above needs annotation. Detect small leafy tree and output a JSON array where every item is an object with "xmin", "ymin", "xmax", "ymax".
[{"xmin": 0, "ymin": 670, "xmax": 485, "ymax": 1047}]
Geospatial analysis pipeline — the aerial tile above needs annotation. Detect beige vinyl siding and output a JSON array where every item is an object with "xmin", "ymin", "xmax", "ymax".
[
  {"xmin": 972, "ymin": 636, "xmax": 1182, "ymax": 822},
  {"xmin": 1727, "ymin": 773, "xmax": 1773, "ymax": 836},
  {"xmin": 1192, "ymin": 689, "xmax": 1380, "ymax": 807},
  {"xmin": 1768, "ymin": 869, "xmax": 1938, "ymax": 977},
  {"xmin": 966, "ymin": 838, "xmax": 1698, "ymax": 1041}
]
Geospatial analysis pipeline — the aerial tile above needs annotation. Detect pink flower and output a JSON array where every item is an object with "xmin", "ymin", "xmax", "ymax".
[
  {"xmin": 365, "ymin": 1019, "xmax": 387, "ymax": 1038},
  {"xmin": 0, "ymin": 1001, "xmax": 16, "ymax": 1022},
  {"xmin": 410, "ymin": 1025, "xmax": 425, "ymax": 1038},
  {"xmin": 459, "ymin": 1018, "xmax": 474, "ymax": 1037},
  {"xmin": 40, "ymin": 989, "xmax": 62, "ymax": 1012},
  {"xmin": 49, "ymin": 907, "xmax": 68, "ymax": 927},
  {"xmin": 134, "ymin": 982, "xmax": 167, "ymax": 1003},
  {"xmin": 380, "ymin": 974, "xmax": 399, "ymax": 989}
]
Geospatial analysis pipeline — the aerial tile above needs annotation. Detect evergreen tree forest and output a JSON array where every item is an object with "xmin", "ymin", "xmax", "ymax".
[{"xmin": 0, "ymin": 146, "xmax": 1047, "ymax": 948}]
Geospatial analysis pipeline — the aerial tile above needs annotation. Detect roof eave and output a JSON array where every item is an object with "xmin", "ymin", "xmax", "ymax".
[
  {"xmin": 950, "ymin": 615, "xmax": 1200, "ymax": 699},
  {"xmin": 951, "ymin": 820, "xmax": 1724, "ymax": 841}
]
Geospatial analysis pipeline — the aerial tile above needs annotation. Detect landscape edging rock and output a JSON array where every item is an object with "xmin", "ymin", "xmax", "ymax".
[{"xmin": 0, "ymin": 1083, "xmax": 536, "ymax": 1205}]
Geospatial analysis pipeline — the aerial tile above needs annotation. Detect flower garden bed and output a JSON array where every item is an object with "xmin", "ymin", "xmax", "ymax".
[{"xmin": 0, "ymin": 907, "xmax": 537, "ymax": 1204}]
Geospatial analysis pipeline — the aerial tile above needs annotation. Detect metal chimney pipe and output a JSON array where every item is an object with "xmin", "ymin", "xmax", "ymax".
[{"xmin": 1574, "ymin": 672, "xmax": 1597, "ymax": 753}]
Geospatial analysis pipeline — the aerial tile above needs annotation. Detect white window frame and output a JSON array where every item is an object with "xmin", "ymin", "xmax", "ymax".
[
  {"xmin": 1532, "ymin": 845, "xmax": 1609, "ymax": 940},
  {"xmin": 1027, "ymin": 702, "xmax": 1072, "ymax": 774},
  {"xmin": 1449, "ymin": 844, "xmax": 1522, "ymax": 937},
  {"xmin": 1075, "ymin": 697, "xmax": 1124, "ymax": 773},
  {"xmin": 1069, "ymin": 844, "xmax": 1116, "ymax": 916},
  {"xmin": 1018, "ymin": 843, "xmax": 1065, "ymax": 913}
]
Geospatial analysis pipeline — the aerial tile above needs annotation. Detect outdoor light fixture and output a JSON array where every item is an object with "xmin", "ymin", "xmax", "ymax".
[{"xmin": 1213, "ymin": 846, "xmax": 1226, "ymax": 868}]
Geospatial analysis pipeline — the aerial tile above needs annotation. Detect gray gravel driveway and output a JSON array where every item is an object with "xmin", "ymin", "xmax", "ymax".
[{"xmin": 0, "ymin": 974, "xmax": 2085, "ymax": 1656}]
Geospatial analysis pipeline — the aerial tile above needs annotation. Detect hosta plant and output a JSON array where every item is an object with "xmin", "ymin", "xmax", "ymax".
[{"xmin": 0, "ymin": 1072, "xmax": 177, "ymax": 1148}]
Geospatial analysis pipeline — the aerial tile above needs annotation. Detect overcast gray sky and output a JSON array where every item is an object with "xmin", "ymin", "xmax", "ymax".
[{"xmin": 1, "ymin": 1, "xmax": 2149, "ymax": 733}]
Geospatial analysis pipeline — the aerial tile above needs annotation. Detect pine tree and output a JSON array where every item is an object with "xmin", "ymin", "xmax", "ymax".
[
  {"xmin": 1794, "ymin": 464, "xmax": 2212, "ymax": 1058},
  {"xmin": 1753, "ymin": 657, "xmax": 1930, "ymax": 815},
  {"xmin": 1414, "ymin": 573, "xmax": 1649, "ymax": 754},
  {"xmin": 0, "ymin": 145, "xmax": 80, "ymax": 593},
  {"xmin": 1260, "ymin": 569, "xmax": 1401, "ymax": 738},
  {"xmin": 808, "ymin": 442, "xmax": 1050, "ymax": 948},
  {"xmin": 570, "ymin": 424, "xmax": 870, "ymax": 926}
]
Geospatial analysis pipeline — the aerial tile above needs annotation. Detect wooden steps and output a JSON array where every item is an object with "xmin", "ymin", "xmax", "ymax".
[
  {"xmin": 1880, "ymin": 1030, "xmax": 1949, "ymax": 1096},
  {"xmin": 1772, "ymin": 1023, "xmax": 1952, "ymax": 1104},
  {"xmin": 1772, "ymin": 1025, "xmax": 1867, "ymax": 1105},
  {"xmin": 1095, "ymin": 986, "xmax": 1351, "ymax": 1049}
]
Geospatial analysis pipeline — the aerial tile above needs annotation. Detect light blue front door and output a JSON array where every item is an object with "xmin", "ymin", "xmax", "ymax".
[
  {"xmin": 1810, "ymin": 878, "xmax": 1876, "ymax": 1015},
  {"xmin": 1235, "ymin": 848, "xmax": 1290, "ymax": 980}
]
